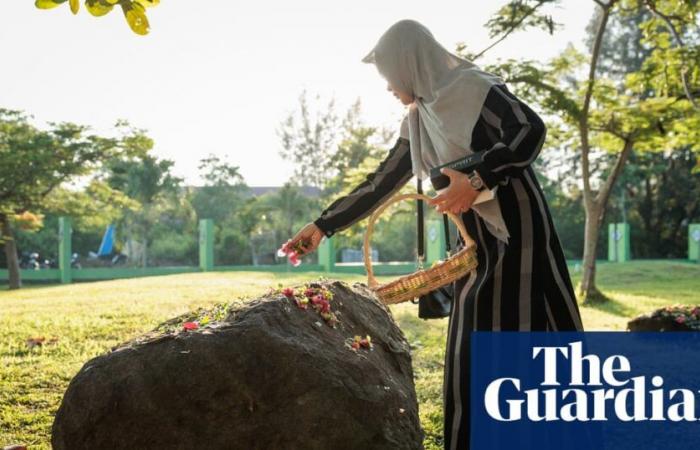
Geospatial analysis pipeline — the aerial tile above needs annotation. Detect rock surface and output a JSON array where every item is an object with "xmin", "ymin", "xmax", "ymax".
[
  {"xmin": 627, "ymin": 307, "xmax": 696, "ymax": 331},
  {"xmin": 52, "ymin": 280, "xmax": 423, "ymax": 450}
]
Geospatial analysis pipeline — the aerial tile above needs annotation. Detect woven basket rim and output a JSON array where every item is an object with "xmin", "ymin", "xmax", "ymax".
[{"xmin": 363, "ymin": 193, "xmax": 479, "ymax": 305}]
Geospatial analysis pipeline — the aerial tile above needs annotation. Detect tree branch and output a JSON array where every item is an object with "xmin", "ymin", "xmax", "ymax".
[
  {"xmin": 595, "ymin": 138, "xmax": 634, "ymax": 207},
  {"xmin": 580, "ymin": 0, "xmax": 615, "ymax": 205},
  {"xmin": 473, "ymin": 0, "xmax": 551, "ymax": 60}
]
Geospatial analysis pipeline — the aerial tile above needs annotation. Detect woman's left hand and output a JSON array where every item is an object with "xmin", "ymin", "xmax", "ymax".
[{"xmin": 428, "ymin": 168, "xmax": 480, "ymax": 215}]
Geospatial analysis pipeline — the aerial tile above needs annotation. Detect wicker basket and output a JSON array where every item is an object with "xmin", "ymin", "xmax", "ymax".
[{"xmin": 363, "ymin": 193, "xmax": 479, "ymax": 305}]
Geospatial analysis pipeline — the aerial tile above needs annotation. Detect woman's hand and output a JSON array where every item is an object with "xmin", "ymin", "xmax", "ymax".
[
  {"xmin": 286, "ymin": 222, "xmax": 325, "ymax": 257},
  {"xmin": 428, "ymin": 168, "xmax": 480, "ymax": 215}
]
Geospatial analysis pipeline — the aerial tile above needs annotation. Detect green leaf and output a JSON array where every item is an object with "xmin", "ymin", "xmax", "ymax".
[
  {"xmin": 121, "ymin": 0, "xmax": 149, "ymax": 35},
  {"xmin": 86, "ymin": 0, "xmax": 113, "ymax": 16},
  {"xmin": 35, "ymin": 0, "xmax": 68, "ymax": 10},
  {"xmin": 135, "ymin": 0, "xmax": 159, "ymax": 8}
]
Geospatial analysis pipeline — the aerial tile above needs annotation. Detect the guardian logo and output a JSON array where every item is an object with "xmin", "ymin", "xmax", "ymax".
[{"xmin": 484, "ymin": 341, "xmax": 699, "ymax": 422}]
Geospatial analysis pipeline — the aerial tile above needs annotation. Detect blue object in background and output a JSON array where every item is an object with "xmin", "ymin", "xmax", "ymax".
[{"xmin": 97, "ymin": 224, "xmax": 115, "ymax": 256}]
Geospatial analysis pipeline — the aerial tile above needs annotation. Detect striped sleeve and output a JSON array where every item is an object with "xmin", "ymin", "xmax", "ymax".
[
  {"xmin": 468, "ymin": 84, "xmax": 547, "ymax": 189},
  {"xmin": 314, "ymin": 137, "xmax": 413, "ymax": 237}
]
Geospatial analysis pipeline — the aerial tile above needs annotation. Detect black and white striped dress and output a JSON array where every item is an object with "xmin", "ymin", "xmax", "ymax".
[{"xmin": 314, "ymin": 83, "xmax": 584, "ymax": 450}]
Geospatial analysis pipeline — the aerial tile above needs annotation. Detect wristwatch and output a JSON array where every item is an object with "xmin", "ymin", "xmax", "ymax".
[{"xmin": 467, "ymin": 170, "xmax": 485, "ymax": 191}]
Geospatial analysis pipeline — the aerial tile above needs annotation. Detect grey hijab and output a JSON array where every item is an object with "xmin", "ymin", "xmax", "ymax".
[{"xmin": 362, "ymin": 19, "xmax": 509, "ymax": 242}]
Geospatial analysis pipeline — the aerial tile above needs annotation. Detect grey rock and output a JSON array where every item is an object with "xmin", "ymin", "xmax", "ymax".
[{"xmin": 52, "ymin": 280, "xmax": 423, "ymax": 450}]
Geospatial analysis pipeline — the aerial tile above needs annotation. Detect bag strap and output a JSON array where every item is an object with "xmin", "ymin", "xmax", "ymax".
[
  {"xmin": 417, "ymin": 178, "xmax": 425, "ymax": 261},
  {"xmin": 416, "ymin": 178, "xmax": 451, "ymax": 260}
]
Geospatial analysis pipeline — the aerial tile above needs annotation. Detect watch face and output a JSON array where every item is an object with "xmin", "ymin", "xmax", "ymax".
[{"xmin": 470, "ymin": 176, "xmax": 483, "ymax": 189}]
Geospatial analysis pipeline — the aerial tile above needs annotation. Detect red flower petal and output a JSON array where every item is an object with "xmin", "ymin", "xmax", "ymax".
[{"xmin": 183, "ymin": 321, "xmax": 199, "ymax": 331}]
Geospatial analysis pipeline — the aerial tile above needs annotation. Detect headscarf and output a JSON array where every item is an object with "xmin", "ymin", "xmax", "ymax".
[{"xmin": 362, "ymin": 19, "xmax": 509, "ymax": 243}]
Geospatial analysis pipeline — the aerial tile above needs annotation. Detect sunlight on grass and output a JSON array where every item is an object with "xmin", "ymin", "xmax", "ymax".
[{"xmin": 1, "ymin": 261, "xmax": 698, "ymax": 449}]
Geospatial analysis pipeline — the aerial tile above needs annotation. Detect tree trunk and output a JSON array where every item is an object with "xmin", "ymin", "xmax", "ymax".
[
  {"xmin": 142, "ymin": 238, "xmax": 148, "ymax": 268},
  {"xmin": 579, "ymin": 139, "xmax": 634, "ymax": 303},
  {"xmin": 579, "ymin": 203, "xmax": 606, "ymax": 303},
  {"xmin": 1, "ymin": 214, "xmax": 22, "ymax": 290}
]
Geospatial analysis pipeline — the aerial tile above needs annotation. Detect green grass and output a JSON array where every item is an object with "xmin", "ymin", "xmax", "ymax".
[{"xmin": 1, "ymin": 261, "xmax": 699, "ymax": 449}]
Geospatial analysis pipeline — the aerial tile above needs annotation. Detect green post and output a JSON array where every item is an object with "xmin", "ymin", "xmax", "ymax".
[
  {"xmin": 199, "ymin": 219, "xmax": 214, "ymax": 271},
  {"xmin": 318, "ymin": 237, "xmax": 335, "ymax": 273},
  {"xmin": 608, "ymin": 223, "xmax": 616, "ymax": 262},
  {"xmin": 426, "ymin": 219, "xmax": 446, "ymax": 266},
  {"xmin": 58, "ymin": 217, "xmax": 72, "ymax": 284},
  {"xmin": 608, "ymin": 222, "xmax": 631, "ymax": 262},
  {"xmin": 689, "ymin": 224, "xmax": 700, "ymax": 262}
]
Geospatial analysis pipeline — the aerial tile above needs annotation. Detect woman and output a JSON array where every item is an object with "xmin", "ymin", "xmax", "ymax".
[{"xmin": 286, "ymin": 19, "xmax": 584, "ymax": 450}]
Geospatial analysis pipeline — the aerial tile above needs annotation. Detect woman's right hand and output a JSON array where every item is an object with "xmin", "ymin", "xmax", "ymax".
[{"xmin": 286, "ymin": 222, "xmax": 325, "ymax": 257}]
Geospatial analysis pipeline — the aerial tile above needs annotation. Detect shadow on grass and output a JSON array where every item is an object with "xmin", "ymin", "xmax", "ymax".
[{"xmin": 581, "ymin": 289, "xmax": 637, "ymax": 318}]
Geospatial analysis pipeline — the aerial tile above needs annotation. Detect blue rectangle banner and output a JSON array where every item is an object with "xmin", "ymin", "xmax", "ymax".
[{"xmin": 471, "ymin": 332, "xmax": 700, "ymax": 450}]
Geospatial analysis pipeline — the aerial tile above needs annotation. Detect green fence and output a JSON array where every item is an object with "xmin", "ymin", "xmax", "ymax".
[
  {"xmin": 7, "ymin": 218, "xmax": 696, "ymax": 285},
  {"xmin": 0, "ymin": 217, "xmax": 422, "ymax": 284}
]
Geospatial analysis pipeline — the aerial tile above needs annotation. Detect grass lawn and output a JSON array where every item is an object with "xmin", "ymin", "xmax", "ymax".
[{"xmin": 1, "ymin": 261, "xmax": 699, "ymax": 449}]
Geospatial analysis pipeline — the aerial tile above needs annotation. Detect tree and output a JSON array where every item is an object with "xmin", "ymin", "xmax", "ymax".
[
  {"xmin": 610, "ymin": 149, "xmax": 700, "ymax": 258},
  {"xmin": 325, "ymin": 98, "xmax": 391, "ymax": 195},
  {"xmin": 0, "ymin": 109, "xmax": 122, "ymax": 288},
  {"xmin": 277, "ymin": 90, "xmax": 340, "ymax": 189},
  {"xmin": 105, "ymin": 155, "xmax": 182, "ymax": 266},
  {"xmin": 475, "ymin": 0, "xmax": 699, "ymax": 302},
  {"xmin": 44, "ymin": 180, "xmax": 138, "ymax": 233},
  {"xmin": 190, "ymin": 154, "xmax": 252, "ymax": 265},
  {"xmin": 34, "ymin": 0, "xmax": 160, "ymax": 35},
  {"xmin": 104, "ymin": 142, "xmax": 183, "ymax": 266},
  {"xmin": 190, "ymin": 154, "xmax": 248, "ymax": 222}
]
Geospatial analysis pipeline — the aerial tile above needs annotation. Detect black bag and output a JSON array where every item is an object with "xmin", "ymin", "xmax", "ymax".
[{"xmin": 411, "ymin": 179, "xmax": 454, "ymax": 319}]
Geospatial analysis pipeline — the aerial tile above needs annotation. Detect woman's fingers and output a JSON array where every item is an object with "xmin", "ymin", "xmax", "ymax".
[
  {"xmin": 427, "ymin": 192, "xmax": 447, "ymax": 206},
  {"xmin": 436, "ymin": 197, "xmax": 470, "ymax": 215},
  {"xmin": 288, "ymin": 223, "xmax": 324, "ymax": 256}
]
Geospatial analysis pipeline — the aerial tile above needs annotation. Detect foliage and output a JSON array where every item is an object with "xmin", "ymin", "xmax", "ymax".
[
  {"xmin": 148, "ymin": 228, "xmax": 197, "ymax": 265},
  {"xmin": 189, "ymin": 154, "xmax": 253, "ymax": 265},
  {"xmin": 458, "ymin": 0, "xmax": 563, "ymax": 60},
  {"xmin": 190, "ymin": 154, "xmax": 248, "ymax": 223},
  {"xmin": 45, "ymin": 180, "xmax": 139, "ymax": 232},
  {"xmin": 0, "ymin": 109, "xmax": 134, "ymax": 286},
  {"xmin": 277, "ymin": 90, "xmax": 340, "ymax": 189},
  {"xmin": 34, "ymin": 0, "xmax": 160, "ymax": 35},
  {"xmin": 609, "ymin": 148, "xmax": 700, "ymax": 258},
  {"xmin": 12, "ymin": 211, "xmax": 43, "ymax": 230},
  {"xmin": 197, "ymin": 154, "xmax": 246, "ymax": 188},
  {"xmin": 0, "ymin": 109, "xmax": 120, "ymax": 216},
  {"xmin": 478, "ymin": 0, "xmax": 699, "ymax": 301},
  {"xmin": 105, "ymin": 155, "xmax": 181, "ymax": 204},
  {"xmin": 102, "ymin": 140, "xmax": 185, "ymax": 266}
]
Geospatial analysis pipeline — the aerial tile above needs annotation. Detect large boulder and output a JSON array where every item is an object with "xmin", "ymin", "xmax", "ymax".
[{"xmin": 52, "ymin": 280, "xmax": 423, "ymax": 450}]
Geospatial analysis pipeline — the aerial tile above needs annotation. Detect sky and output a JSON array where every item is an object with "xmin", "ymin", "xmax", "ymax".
[{"xmin": 0, "ymin": 1, "xmax": 595, "ymax": 186}]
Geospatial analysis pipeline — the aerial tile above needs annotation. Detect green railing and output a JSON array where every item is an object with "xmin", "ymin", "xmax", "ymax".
[
  {"xmin": 3, "ymin": 217, "xmax": 698, "ymax": 285},
  {"xmin": 0, "ymin": 217, "xmax": 426, "ymax": 284}
]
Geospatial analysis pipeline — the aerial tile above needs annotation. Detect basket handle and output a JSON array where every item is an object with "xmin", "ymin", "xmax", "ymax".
[{"xmin": 363, "ymin": 193, "xmax": 476, "ymax": 288}]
